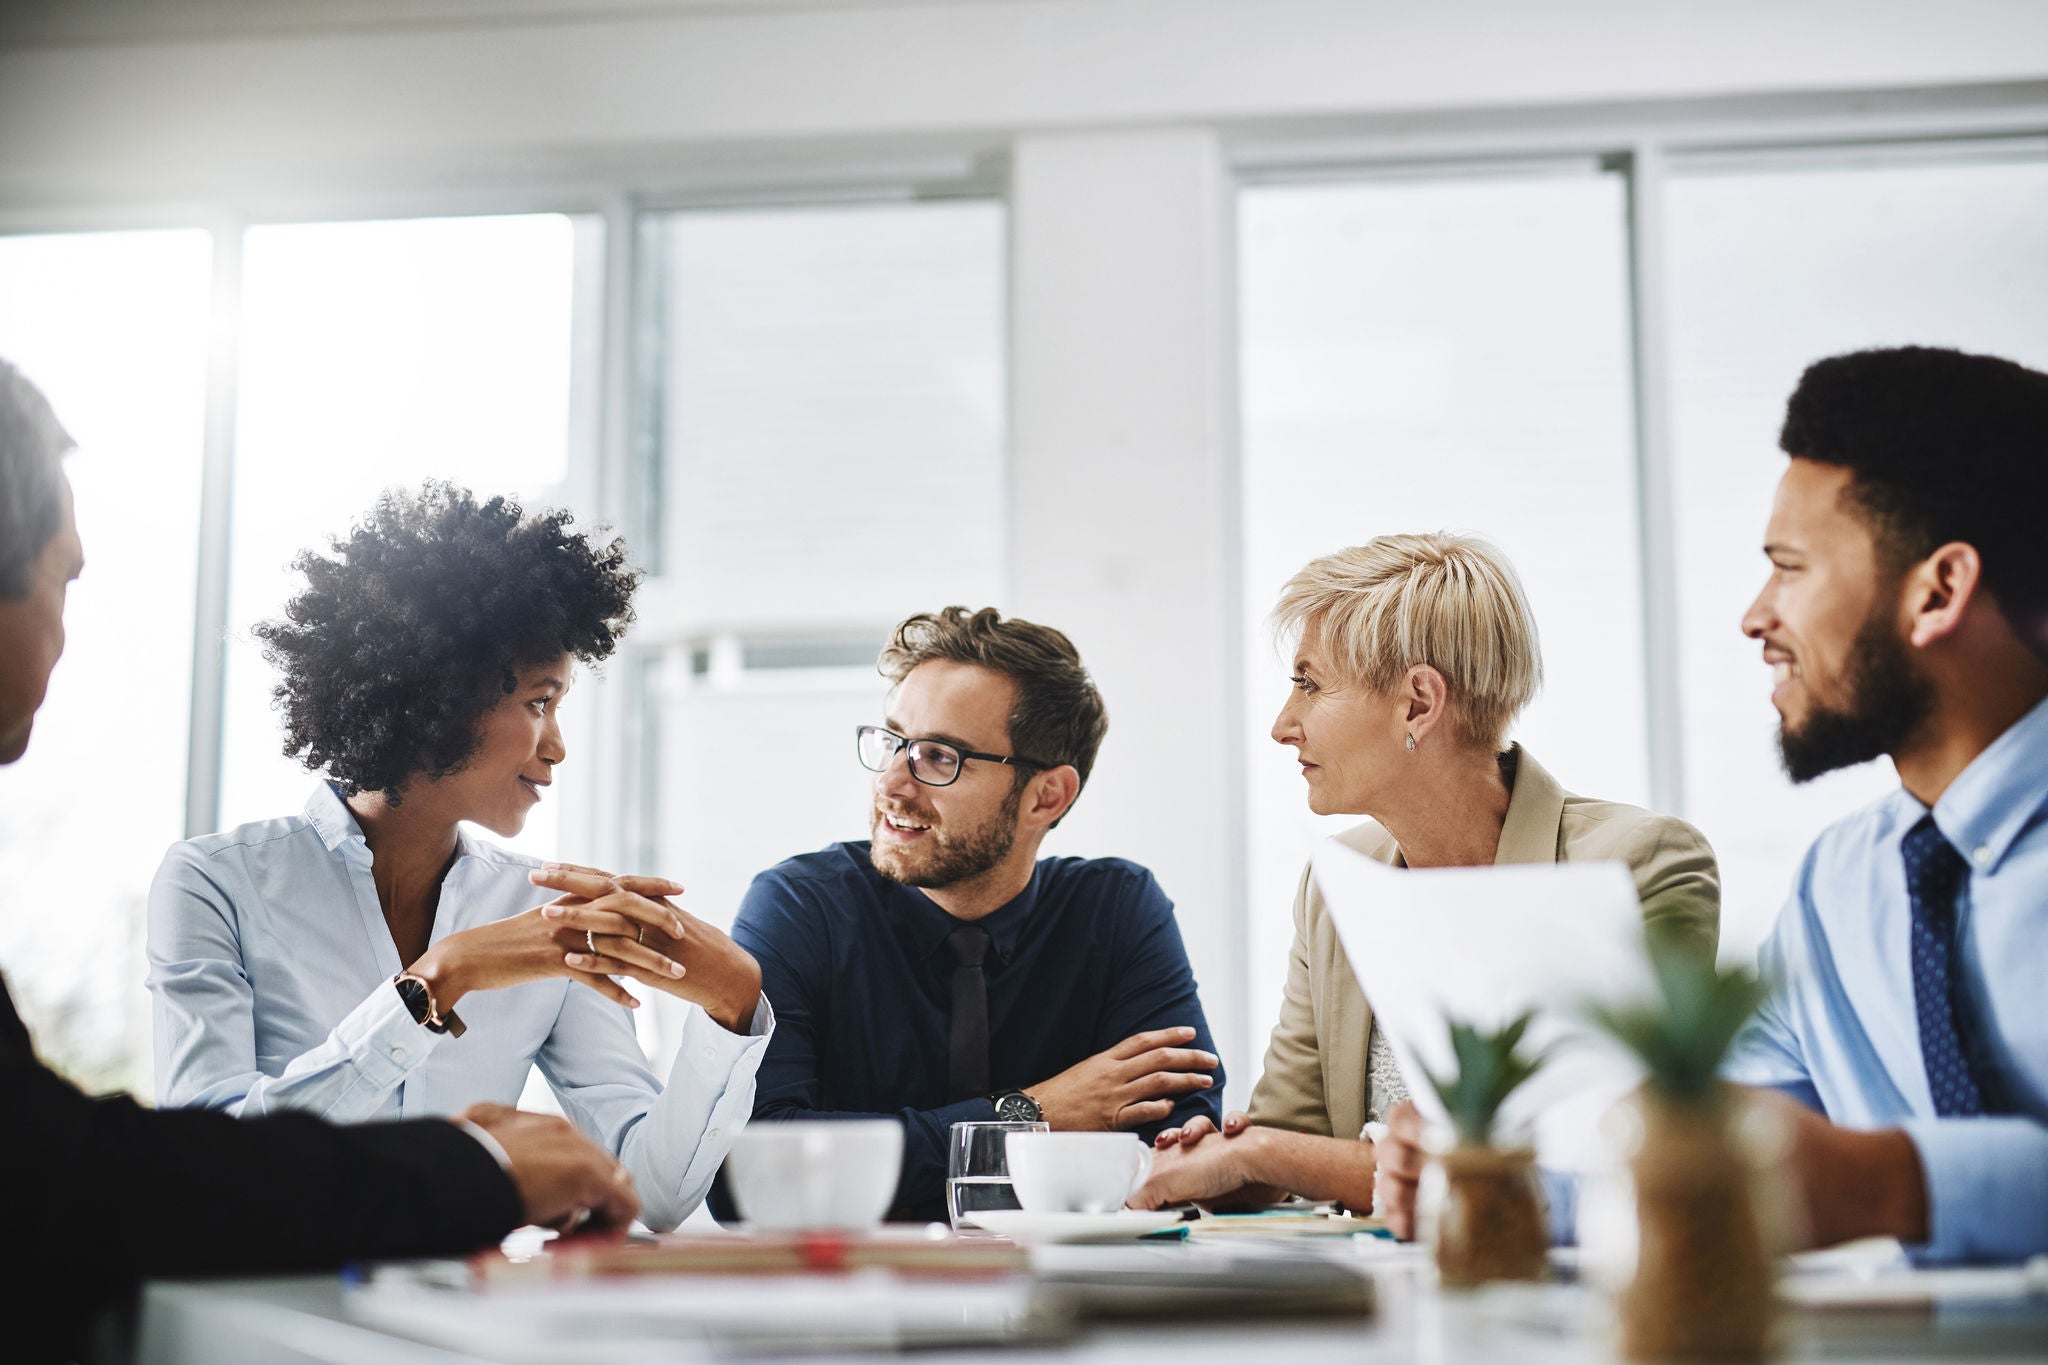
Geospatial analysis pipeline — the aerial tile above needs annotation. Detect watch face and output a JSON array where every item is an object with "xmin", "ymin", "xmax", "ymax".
[
  {"xmin": 394, "ymin": 976, "xmax": 445, "ymax": 1033},
  {"xmin": 996, "ymin": 1093, "xmax": 1040, "ymax": 1122}
]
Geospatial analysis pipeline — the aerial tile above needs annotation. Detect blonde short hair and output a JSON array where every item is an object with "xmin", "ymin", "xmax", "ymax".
[{"xmin": 1272, "ymin": 533, "xmax": 1543, "ymax": 750}]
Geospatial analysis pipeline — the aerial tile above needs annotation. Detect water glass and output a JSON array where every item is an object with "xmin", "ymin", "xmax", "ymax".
[{"xmin": 946, "ymin": 1119, "xmax": 1047, "ymax": 1229}]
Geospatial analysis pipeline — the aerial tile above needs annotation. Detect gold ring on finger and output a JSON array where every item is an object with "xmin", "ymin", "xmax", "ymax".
[{"xmin": 635, "ymin": 924, "xmax": 645, "ymax": 945}]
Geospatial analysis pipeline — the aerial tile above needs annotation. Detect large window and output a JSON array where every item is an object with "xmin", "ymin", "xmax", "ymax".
[
  {"xmin": 219, "ymin": 214, "xmax": 588, "ymax": 858},
  {"xmin": 1237, "ymin": 141, "xmax": 2048, "ymax": 1054},
  {"xmin": 0, "ymin": 230, "xmax": 213, "ymax": 1093},
  {"xmin": 630, "ymin": 199, "xmax": 1008, "ymax": 970},
  {"xmin": 1667, "ymin": 152, "xmax": 2048, "ymax": 955},
  {"xmin": 0, "ymin": 195, "xmax": 1004, "ymax": 1099},
  {"xmin": 1238, "ymin": 170, "xmax": 1646, "ymax": 1065}
]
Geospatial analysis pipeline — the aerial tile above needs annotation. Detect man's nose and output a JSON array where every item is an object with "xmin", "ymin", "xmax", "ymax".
[
  {"xmin": 875, "ymin": 747, "xmax": 921, "ymax": 799},
  {"xmin": 1740, "ymin": 584, "xmax": 1775, "ymax": 641}
]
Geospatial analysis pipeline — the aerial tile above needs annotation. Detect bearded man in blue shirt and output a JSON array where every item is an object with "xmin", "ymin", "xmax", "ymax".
[
  {"xmin": 1719, "ymin": 345, "xmax": 2048, "ymax": 1263},
  {"xmin": 722, "ymin": 606, "xmax": 1222, "ymax": 1222},
  {"xmin": 1375, "ymin": 347, "xmax": 2048, "ymax": 1263}
]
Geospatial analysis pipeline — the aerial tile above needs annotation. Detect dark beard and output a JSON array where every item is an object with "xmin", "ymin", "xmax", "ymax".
[
  {"xmin": 1778, "ymin": 603, "xmax": 1934, "ymax": 784},
  {"xmin": 870, "ymin": 777, "xmax": 1025, "ymax": 890}
]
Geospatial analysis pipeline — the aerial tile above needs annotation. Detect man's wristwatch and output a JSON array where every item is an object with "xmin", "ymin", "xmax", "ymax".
[
  {"xmin": 990, "ymin": 1090, "xmax": 1042, "ymax": 1122},
  {"xmin": 393, "ymin": 972, "xmax": 466, "ymax": 1038}
]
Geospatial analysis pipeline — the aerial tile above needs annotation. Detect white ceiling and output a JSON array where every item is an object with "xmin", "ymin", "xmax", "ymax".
[{"xmin": 0, "ymin": 0, "xmax": 1002, "ymax": 49}]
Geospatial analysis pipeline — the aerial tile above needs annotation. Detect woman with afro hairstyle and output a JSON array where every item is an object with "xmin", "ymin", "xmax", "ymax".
[{"xmin": 145, "ymin": 483, "xmax": 772, "ymax": 1232}]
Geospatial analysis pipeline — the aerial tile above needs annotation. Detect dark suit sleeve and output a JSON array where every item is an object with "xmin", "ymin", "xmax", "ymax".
[
  {"xmin": 3, "ymin": 996, "xmax": 521, "ymax": 1361},
  {"xmin": 1093, "ymin": 866, "xmax": 1225, "ymax": 1141},
  {"xmin": 724, "ymin": 869, "xmax": 993, "ymax": 1220}
]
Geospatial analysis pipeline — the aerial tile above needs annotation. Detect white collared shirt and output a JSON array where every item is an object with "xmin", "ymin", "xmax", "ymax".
[{"xmin": 146, "ymin": 783, "xmax": 772, "ymax": 1231}]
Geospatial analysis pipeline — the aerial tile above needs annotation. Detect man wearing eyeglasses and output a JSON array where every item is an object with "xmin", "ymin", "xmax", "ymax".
[{"xmin": 718, "ymin": 606, "xmax": 1223, "ymax": 1222}]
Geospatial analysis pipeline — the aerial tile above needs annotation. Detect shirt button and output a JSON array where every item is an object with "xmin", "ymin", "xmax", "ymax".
[
  {"xmin": 701, "ymin": 1047, "xmax": 717, "ymax": 1062},
  {"xmin": 390, "ymin": 1046, "xmax": 407, "ymax": 1062},
  {"xmin": 1974, "ymin": 846, "xmax": 1992, "ymax": 866},
  {"xmin": 708, "ymin": 1128, "xmax": 722, "ymax": 1142}
]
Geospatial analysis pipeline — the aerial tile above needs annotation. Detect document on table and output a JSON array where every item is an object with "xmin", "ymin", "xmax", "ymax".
[
  {"xmin": 351, "ymin": 1270, "xmax": 1051, "ymax": 1361},
  {"xmin": 1310, "ymin": 840, "xmax": 1657, "ymax": 1172}
]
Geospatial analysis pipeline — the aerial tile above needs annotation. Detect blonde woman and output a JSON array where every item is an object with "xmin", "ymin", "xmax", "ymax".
[{"xmin": 1130, "ymin": 532, "xmax": 1719, "ymax": 1213}]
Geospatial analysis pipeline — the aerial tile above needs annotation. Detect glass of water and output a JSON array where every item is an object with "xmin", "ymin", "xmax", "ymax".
[{"xmin": 947, "ymin": 1119, "xmax": 1047, "ymax": 1230}]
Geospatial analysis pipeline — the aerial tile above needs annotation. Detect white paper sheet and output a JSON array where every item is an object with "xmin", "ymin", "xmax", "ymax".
[{"xmin": 1309, "ymin": 840, "xmax": 1659, "ymax": 1172}]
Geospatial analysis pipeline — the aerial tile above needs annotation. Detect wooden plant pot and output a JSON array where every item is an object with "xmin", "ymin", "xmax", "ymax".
[
  {"xmin": 1433, "ymin": 1144, "xmax": 1548, "ymax": 1287},
  {"xmin": 1619, "ymin": 1091, "xmax": 1774, "ymax": 1361}
]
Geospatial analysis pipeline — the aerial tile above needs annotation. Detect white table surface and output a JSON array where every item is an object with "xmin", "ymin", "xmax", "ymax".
[{"xmin": 130, "ymin": 1239, "xmax": 2048, "ymax": 1365}]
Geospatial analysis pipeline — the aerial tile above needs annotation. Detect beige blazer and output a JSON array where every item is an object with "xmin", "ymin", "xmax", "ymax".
[{"xmin": 1245, "ymin": 745, "xmax": 1720, "ymax": 1143}]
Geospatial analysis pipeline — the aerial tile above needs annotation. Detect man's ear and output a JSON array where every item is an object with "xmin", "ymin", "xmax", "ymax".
[
  {"xmin": 1404, "ymin": 664, "xmax": 1452, "ymax": 744},
  {"xmin": 1030, "ymin": 765, "xmax": 1082, "ymax": 830},
  {"xmin": 1906, "ymin": 542, "xmax": 1984, "ymax": 649}
]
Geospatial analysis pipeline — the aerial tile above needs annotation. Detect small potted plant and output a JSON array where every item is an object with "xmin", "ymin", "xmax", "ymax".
[
  {"xmin": 1591, "ymin": 946, "xmax": 1773, "ymax": 1361},
  {"xmin": 1418, "ymin": 1010, "xmax": 1550, "ymax": 1286}
]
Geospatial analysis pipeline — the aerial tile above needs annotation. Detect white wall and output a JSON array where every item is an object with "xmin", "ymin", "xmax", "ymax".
[
  {"xmin": 3, "ymin": 1, "xmax": 2047, "ymax": 205},
  {"xmin": 1009, "ymin": 128, "xmax": 1244, "ymax": 1080},
  {"xmin": 3, "ymin": 0, "xmax": 2044, "ymax": 1100}
]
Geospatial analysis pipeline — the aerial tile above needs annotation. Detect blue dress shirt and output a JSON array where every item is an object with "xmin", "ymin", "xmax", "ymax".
[
  {"xmin": 729, "ymin": 842, "xmax": 1224, "ymax": 1220},
  {"xmin": 1725, "ymin": 696, "xmax": 2048, "ymax": 1263},
  {"xmin": 146, "ymin": 784, "xmax": 773, "ymax": 1232}
]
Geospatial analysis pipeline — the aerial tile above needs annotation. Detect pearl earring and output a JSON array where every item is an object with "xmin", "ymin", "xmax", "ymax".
[{"xmin": 1405, "ymin": 733, "xmax": 1416, "ymax": 752}]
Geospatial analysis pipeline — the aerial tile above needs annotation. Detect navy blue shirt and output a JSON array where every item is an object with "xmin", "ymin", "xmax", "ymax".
[{"xmin": 727, "ymin": 841, "xmax": 1223, "ymax": 1220}]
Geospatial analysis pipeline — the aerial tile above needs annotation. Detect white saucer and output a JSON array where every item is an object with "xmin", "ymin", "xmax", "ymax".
[{"xmin": 971, "ymin": 1209, "xmax": 1185, "ymax": 1244}]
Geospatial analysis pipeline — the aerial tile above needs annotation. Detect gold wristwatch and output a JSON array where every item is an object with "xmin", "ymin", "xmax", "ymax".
[{"xmin": 393, "ymin": 972, "xmax": 467, "ymax": 1037}]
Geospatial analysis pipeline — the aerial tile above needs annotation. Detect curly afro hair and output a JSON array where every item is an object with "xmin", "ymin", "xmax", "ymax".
[
  {"xmin": 254, "ymin": 481, "xmax": 639, "ymax": 802},
  {"xmin": 1781, "ymin": 346, "xmax": 2048, "ymax": 643}
]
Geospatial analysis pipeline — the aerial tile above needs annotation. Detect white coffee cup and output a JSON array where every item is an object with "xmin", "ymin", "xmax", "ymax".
[
  {"xmin": 723, "ymin": 1119, "xmax": 904, "ymax": 1229},
  {"xmin": 1004, "ymin": 1131, "xmax": 1155, "ymax": 1214}
]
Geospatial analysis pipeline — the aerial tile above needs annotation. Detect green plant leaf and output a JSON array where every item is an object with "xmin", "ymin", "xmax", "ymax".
[
  {"xmin": 1419, "ymin": 1009, "xmax": 1548, "ymax": 1146},
  {"xmin": 1589, "ymin": 939, "xmax": 1769, "ymax": 1106}
]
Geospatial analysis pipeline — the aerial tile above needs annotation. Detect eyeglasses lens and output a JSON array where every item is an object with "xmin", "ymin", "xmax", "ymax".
[
  {"xmin": 908, "ymin": 741, "xmax": 961, "ymax": 786},
  {"xmin": 857, "ymin": 726, "xmax": 899, "ymax": 772}
]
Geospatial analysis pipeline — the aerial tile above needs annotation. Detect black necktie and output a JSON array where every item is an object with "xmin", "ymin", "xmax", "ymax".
[
  {"xmin": 1901, "ymin": 816, "xmax": 2007, "ymax": 1115},
  {"xmin": 946, "ymin": 926, "xmax": 991, "ymax": 1101}
]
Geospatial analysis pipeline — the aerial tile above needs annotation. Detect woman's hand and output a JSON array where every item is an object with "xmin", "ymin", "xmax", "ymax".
[
  {"xmin": 1376, "ymin": 1101, "xmax": 1427, "ymax": 1240},
  {"xmin": 528, "ymin": 862, "xmax": 764, "ymax": 1034},
  {"xmin": 1154, "ymin": 1109, "xmax": 1251, "ymax": 1149},
  {"xmin": 407, "ymin": 905, "xmax": 676, "ymax": 1013},
  {"xmin": 1128, "ymin": 1122, "xmax": 1266, "ymax": 1210}
]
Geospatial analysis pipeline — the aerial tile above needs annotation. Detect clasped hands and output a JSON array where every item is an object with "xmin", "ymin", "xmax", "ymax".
[
  {"xmin": 1127, "ymin": 1108, "xmax": 1279, "ymax": 1210},
  {"xmin": 405, "ymin": 862, "xmax": 763, "ymax": 1034},
  {"xmin": 1128, "ymin": 1102, "xmax": 1419, "ymax": 1218}
]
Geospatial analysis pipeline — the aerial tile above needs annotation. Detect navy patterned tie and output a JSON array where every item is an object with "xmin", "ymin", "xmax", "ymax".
[{"xmin": 1901, "ymin": 815, "xmax": 2001, "ymax": 1116}]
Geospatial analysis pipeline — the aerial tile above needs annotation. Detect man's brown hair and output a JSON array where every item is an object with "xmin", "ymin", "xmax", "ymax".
[{"xmin": 878, "ymin": 606, "xmax": 1109, "ymax": 824}]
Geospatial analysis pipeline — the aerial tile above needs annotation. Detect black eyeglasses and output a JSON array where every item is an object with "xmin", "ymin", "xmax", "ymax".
[{"xmin": 855, "ymin": 724, "xmax": 1054, "ymax": 788}]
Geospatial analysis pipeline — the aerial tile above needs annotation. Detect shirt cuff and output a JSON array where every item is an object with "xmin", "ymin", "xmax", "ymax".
[
  {"xmin": 1898, "ymin": 1116, "xmax": 2048, "ymax": 1263},
  {"xmin": 1537, "ymin": 1165, "xmax": 1579, "ymax": 1247},
  {"xmin": 454, "ymin": 1117, "xmax": 515, "ymax": 1173},
  {"xmin": 333, "ymin": 980, "xmax": 447, "ymax": 1092},
  {"xmin": 674, "ymin": 993, "xmax": 774, "ymax": 1088}
]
